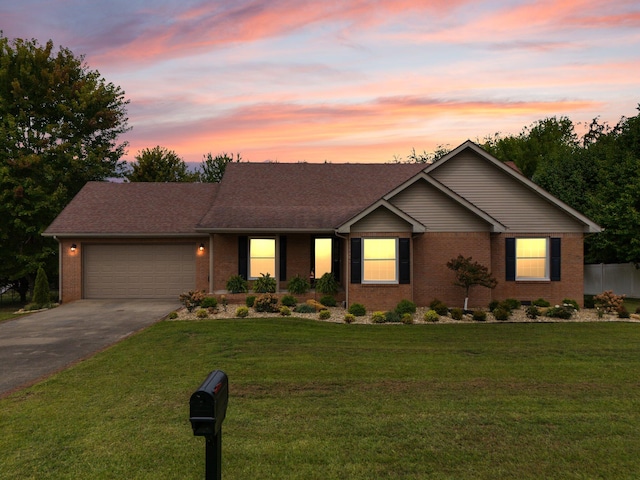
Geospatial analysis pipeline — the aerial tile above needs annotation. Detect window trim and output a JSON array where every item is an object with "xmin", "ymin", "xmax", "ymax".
[
  {"xmin": 515, "ymin": 237, "xmax": 550, "ymax": 281},
  {"xmin": 248, "ymin": 237, "xmax": 276, "ymax": 280},
  {"xmin": 362, "ymin": 237, "xmax": 399, "ymax": 284}
]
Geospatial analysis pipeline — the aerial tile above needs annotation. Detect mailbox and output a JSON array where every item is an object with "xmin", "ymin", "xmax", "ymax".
[{"xmin": 190, "ymin": 370, "xmax": 229, "ymax": 437}]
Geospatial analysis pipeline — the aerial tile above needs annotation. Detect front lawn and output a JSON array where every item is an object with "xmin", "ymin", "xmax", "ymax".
[{"xmin": 1, "ymin": 319, "xmax": 639, "ymax": 479}]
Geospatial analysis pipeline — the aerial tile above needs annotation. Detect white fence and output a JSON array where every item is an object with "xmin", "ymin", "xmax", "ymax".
[{"xmin": 584, "ymin": 263, "xmax": 640, "ymax": 298}]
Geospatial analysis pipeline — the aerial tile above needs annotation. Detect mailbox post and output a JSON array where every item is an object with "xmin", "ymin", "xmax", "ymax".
[{"xmin": 190, "ymin": 370, "xmax": 229, "ymax": 480}]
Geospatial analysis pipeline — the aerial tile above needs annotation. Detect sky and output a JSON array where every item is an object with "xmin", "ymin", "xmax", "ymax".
[{"xmin": 2, "ymin": 0, "xmax": 639, "ymax": 164}]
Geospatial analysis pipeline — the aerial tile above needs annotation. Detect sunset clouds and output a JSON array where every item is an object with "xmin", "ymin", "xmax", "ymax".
[{"xmin": 2, "ymin": 0, "xmax": 638, "ymax": 163}]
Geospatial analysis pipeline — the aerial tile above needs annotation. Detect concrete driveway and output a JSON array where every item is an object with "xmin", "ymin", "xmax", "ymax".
[{"xmin": 0, "ymin": 299, "xmax": 179, "ymax": 397}]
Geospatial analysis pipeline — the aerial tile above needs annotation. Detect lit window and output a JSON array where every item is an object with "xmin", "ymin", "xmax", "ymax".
[
  {"xmin": 314, "ymin": 238, "xmax": 332, "ymax": 278},
  {"xmin": 249, "ymin": 238, "xmax": 275, "ymax": 279},
  {"xmin": 363, "ymin": 238, "xmax": 397, "ymax": 283},
  {"xmin": 516, "ymin": 238, "xmax": 548, "ymax": 280}
]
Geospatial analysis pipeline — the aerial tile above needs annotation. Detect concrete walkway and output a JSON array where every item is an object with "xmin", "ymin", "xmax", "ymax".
[{"xmin": 0, "ymin": 299, "xmax": 178, "ymax": 397}]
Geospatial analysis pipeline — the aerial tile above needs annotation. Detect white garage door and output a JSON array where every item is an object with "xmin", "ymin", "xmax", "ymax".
[{"xmin": 83, "ymin": 244, "xmax": 196, "ymax": 299}]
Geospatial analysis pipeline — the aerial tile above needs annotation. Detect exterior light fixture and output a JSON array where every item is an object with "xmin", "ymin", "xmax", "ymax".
[
  {"xmin": 70, "ymin": 244, "xmax": 77, "ymax": 252},
  {"xmin": 199, "ymin": 243, "xmax": 205, "ymax": 252}
]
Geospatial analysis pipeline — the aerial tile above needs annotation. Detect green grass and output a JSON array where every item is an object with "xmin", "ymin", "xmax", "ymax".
[
  {"xmin": 624, "ymin": 297, "xmax": 640, "ymax": 313},
  {"xmin": 0, "ymin": 303, "xmax": 26, "ymax": 323},
  {"xmin": 1, "ymin": 319, "xmax": 640, "ymax": 479}
]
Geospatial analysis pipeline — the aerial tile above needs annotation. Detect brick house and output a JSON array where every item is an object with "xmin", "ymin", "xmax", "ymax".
[{"xmin": 44, "ymin": 140, "xmax": 601, "ymax": 310}]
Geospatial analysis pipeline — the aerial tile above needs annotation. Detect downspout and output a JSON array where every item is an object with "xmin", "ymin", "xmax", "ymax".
[
  {"xmin": 54, "ymin": 236, "xmax": 62, "ymax": 303},
  {"xmin": 334, "ymin": 231, "xmax": 349, "ymax": 308},
  {"xmin": 208, "ymin": 234, "xmax": 214, "ymax": 294}
]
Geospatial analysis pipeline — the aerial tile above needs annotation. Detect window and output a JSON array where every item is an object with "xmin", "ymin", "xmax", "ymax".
[
  {"xmin": 314, "ymin": 238, "xmax": 332, "ymax": 278},
  {"xmin": 516, "ymin": 238, "xmax": 548, "ymax": 280},
  {"xmin": 363, "ymin": 238, "xmax": 397, "ymax": 283},
  {"xmin": 249, "ymin": 238, "xmax": 275, "ymax": 279}
]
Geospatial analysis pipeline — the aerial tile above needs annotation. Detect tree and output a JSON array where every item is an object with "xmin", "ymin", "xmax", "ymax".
[
  {"xmin": 30, "ymin": 266, "xmax": 50, "ymax": 308},
  {"xmin": 392, "ymin": 145, "xmax": 451, "ymax": 164},
  {"xmin": 446, "ymin": 255, "xmax": 497, "ymax": 310},
  {"xmin": 0, "ymin": 35, "xmax": 130, "ymax": 301},
  {"xmin": 125, "ymin": 146, "xmax": 199, "ymax": 182},
  {"xmin": 199, "ymin": 152, "xmax": 241, "ymax": 183}
]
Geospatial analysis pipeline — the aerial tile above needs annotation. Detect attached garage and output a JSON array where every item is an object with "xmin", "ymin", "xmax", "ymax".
[{"xmin": 83, "ymin": 244, "xmax": 196, "ymax": 299}]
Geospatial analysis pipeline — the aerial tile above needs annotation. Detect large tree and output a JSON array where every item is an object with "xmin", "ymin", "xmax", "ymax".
[
  {"xmin": 124, "ymin": 146, "xmax": 199, "ymax": 182},
  {"xmin": 199, "ymin": 152, "xmax": 242, "ymax": 183},
  {"xmin": 0, "ymin": 35, "xmax": 130, "ymax": 300}
]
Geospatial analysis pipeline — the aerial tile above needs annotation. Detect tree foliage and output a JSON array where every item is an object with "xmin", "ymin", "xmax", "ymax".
[
  {"xmin": 0, "ymin": 35, "xmax": 130, "ymax": 299},
  {"xmin": 125, "ymin": 146, "xmax": 198, "ymax": 182},
  {"xmin": 446, "ymin": 255, "xmax": 497, "ymax": 310},
  {"xmin": 199, "ymin": 152, "xmax": 241, "ymax": 183}
]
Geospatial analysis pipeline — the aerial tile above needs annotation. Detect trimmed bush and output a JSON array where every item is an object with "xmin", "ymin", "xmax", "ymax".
[
  {"xmin": 254, "ymin": 293, "xmax": 279, "ymax": 313},
  {"xmin": 584, "ymin": 294, "xmax": 595, "ymax": 309},
  {"xmin": 401, "ymin": 313, "xmax": 414, "ymax": 325},
  {"xmin": 201, "ymin": 297, "xmax": 218, "ymax": 309},
  {"xmin": 618, "ymin": 307, "xmax": 630, "ymax": 319},
  {"xmin": 372, "ymin": 311, "xmax": 386, "ymax": 323},
  {"xmin": 424, "ymin": 310, "xmax": 440, "ymax": 322},
  {"xmin": 562, "ymin": 298, "xmax": 580, "ymax": 311},
  {"xmin": 502, "ymin": 298, "xmax": 521, "ymax": 311},
  {"xmin": 245, "ymin": 295, "xmax": 256, "ymax": 308},
  {"xmin": 526, "ymin": 305, "xmax": 540, "ymax": 319},
  {"xmin": 532, "ymin": 298, "xmax": 551, "ymax": 307},
  {"xmin": 320, "ymin": 295, "xmax": 337, "ymax": 307},
  {"xmin": 344, "ymin": 313, "xmax": 355, "ymax": 324},
  {"xmin": 348, "ymin": 303, "xmax": 366, "ymax": 316},
  {"xmin": 226, "ymin": 274, "xmax": 248, "ymax": 294},
  {"xmin": 306, "ymin": 299, "xmax": 327, "ymax": 311},
  {"xmin": 450, "ymin": 308, "xmax": 464, "ymax": 320},
  {"xmin": 594, "ymin": 290, "xmax": 625, "ymax": 313},
  {"xmin": 636, "ymin": 306, "xmax": 640, "ymax": 314},
  {"xmin": 488, "ymin": 300, "xmax": 500, "ymax": 312},
  {"xmin": 179, "ymin": 290, "xmax": 206, "ymax": 312},
  {"xmin": 472, "ymin": 309, "xmax": 487, "ymax": 322},
  {"xmin": 315, "ymin": 272, "xmax": 339, "ymax": 295},
  {"xmin": 395, "ymin": 299, "xmax": 417, "ymax": 316},
  {"xmin": 318, "ymin": 309, "xmax": 331, "ymax": 320},
  {"xmin": 235, "ymin": 306, "xmax": 249, "ymax": 318},
  {"xmin": 281, "ymin": 294, "xmax": 297, "ymax": 307},
  {"xmin": 253, "ymin": 273, "xmax": 277, "ymax": 293},
  {"xmin": 287, "ymin": 275, "xmax": 310, "ymax": 294},
  {"xmin": 384, "ymin": 311, "xmax": 401, "ymax": 323},
  {"xmin": 294, "ymin": 303, "xmax": 316, "ymax": 314},
  {"xmin": 196, "ymin": 308, "xmax": 208, "ymax": 319},
  {"xmin": 493, "ymin": 307, "xmax": 511, "ymax": 321},
  {"xmin": 168, "ymin": 311, "xmax": 178, "ymax": 319},
  {"xmin": 279, "ymin": 306, "xmax": 292, "ymax": 316},
  {"xmin": 545, "ymin": 305, "xmax": 574, "ymax": 319}
]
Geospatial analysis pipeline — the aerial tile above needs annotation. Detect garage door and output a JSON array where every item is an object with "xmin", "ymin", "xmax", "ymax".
[{"xmin": 83, "ymin": 244, "xmax": 196, "ymax": 299}]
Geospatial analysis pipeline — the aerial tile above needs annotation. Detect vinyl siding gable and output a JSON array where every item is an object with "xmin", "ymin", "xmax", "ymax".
[{"xmin": 350, "ymin": 206, "xmax": 413, "ymax": 233}]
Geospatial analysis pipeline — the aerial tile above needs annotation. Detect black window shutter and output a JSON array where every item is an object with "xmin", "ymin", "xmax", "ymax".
[
  {"xmin": 309, "ymin": 237, "xmax": 316, "ymax": 278},
  {"xmin": 550, "ymin": 237, "xmax": 561, "ymax": 281},
  {"xmin": 398, "ymin": 238, "xmax": 410, "ymax": 284},
  {"xmin": 505, "ymin": 238, "xmax": 516, "ymax": 281},
  {"xmin": 279, "ymin": 236, "xmax": 287, "ymax": 281},
  {"xmin": 350, "ymin": 238, "xmax": 361, "ymax": 284},
  {"xmin": 332, "ymin": 237, "xmax": 341, "ymax": 280},
  {"xmin": 238, "ymin": 236, "xmax": 248, "ymax": 279}
]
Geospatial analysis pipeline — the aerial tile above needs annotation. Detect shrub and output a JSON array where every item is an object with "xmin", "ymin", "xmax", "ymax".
[
  {"xmin": 196, "ymin": 308, "xmax": 208, "ymax": 319},
  {"xmin": 562, "ymin": 298, "xmax": 580, "ymax": 311},
  {"xmin": 526, "ymin": 305, "xmax": 540, "ymax": 319},
  {"xmin": 424, "ymin": 310, "xmax": 440, "ymax": 322},
  {"xmin": 235, "ymin": 306, "xmax": 249, "ymax": 318},
  {"xmin": 371, "ymin": 311, "xmax": 386, "ymax": 323},
  {"xmin": 32, "ymin": 267, "xmax": 51, "ymax": 308},
  {"xmin": 532, "ymin": 298, "xmax": 551, "ymax": 307},
  {"xmin": 450, "ymin": 308, "xmax": 464, "ymax": 320},
  {"xmin": 636, "ymin": 306, "xmax": 640, "ymax": 314},
  {"xmin": 245, "ymin": 295, "xmax": 256, "ymax": 308},
  {"xmin": 594, "ymin": 290, "xmax": 625, "ymax": 313},
  {"xmin": 226, "ymin": 274, "xmax": 248, "ymax": 294},
  {"xmin": 503, "ymin": 298, "xmax": 521, "ymax": 311},
  {"xmin": 344, "ymin": 313, "xmax": 355, "ymax": 324},
  {"xmin": 294, "ymin": 304, "xmax": 316, "ymax": 314},
  {"xmin": 201, "ymin": 297, "xmax": 218, "ymax": 309},
  {"xmin": 472, "ymin": 309, "xmax": 487, "ymax": 321},
  {"xmin": 385, "ymin": 311, "xmax": 401, "ymax": 323},
  {"xmin": 168, "ymin": 311, "xmax": 178, "ymax": 319},
  {"xmin": 395, "ymin": 299, "xmax": 417, "ymax": 316},
  {"xmin": 318, "ymin": 309, "xmax": 331, "ymax": 320},
  {"xmin": 488, "ymin": 300, "xmax": 500, "ymax": 312},
  {"xmin": 429, "ymin": 299, "xmax": 449, "ymax": 316},
  {"xmin": 618, "ymin": 307, "xmax": 630, "ymax": 319},
  {"xmin": 493, "ymin": 307, "xmax": 510, "ymax": 321},
  {"xmin": 279, "ymin": 306, "xmax": 291, "ymax": 316},
  {"xmin": 545, "ymin": 305, "xmax": 574, "ymax": 319},
  {"xmin": 348, "ymin": 303, "xmax": 366, "ymax": 316},
  {"xmin": 287, "ymin": 275, "xmax": 310, "ymax": 294},
  {"xmin": 254, "ymin": 293, "xmax": 279, "ymax": 313},
  {"xmin": 306, "ymin": 299, "xmax": 327, "ymax": 311},
  {"xmin": 315, "ymin": 272, "xmax": 339, "ymax": 295},
  {"xmin": 401, "ymin": 313, "xmax": 414, "ymax": 324},
  {"xmin": 280, "ymin": 294, "xmax": 297, "ymax": 307},
  {"xmin": 584, "ymin": 294, "xmax": 595, "ymax": 309},
  {"xmin": 320, "ymin": 295, "xmax": 337, "ymax": 307},
  {"xmin": 253, "ymin": 273, "xmax": 277, "ymax": 293},
  {"xmin": 179, "ymin": 290, "xmax": 206, "ymax": 312}
]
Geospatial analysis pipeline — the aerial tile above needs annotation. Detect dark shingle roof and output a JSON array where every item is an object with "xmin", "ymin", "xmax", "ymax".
[
  {"xmin": 44, "ymin": 182, "xmax": 219, "ymax": 235},
  {"xmin": 197, "ymin": 162, "xmax": 426, "ymax": 230}
]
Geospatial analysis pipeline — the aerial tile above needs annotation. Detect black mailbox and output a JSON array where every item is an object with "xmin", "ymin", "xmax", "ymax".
[{"xmin": 190, "ymin": 370, "xmax": 229, "ymax": 437}]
